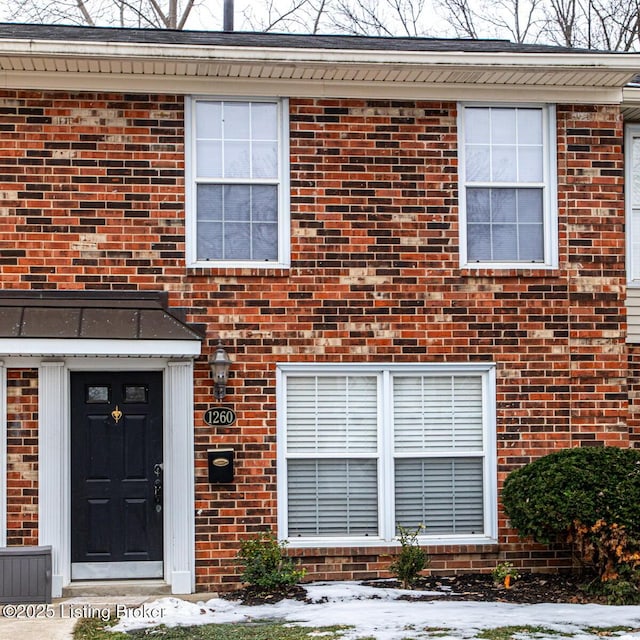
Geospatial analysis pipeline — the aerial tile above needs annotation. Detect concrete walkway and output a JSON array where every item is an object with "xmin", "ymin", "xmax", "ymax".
[{"xmin": 0, "ymin": 594, "xmax": 215, "ymax": 640}]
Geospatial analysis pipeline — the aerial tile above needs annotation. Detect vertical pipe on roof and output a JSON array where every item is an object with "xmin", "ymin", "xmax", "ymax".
[{"xmin": 223, "ymin": 0, "xmax": 234, "ymax": 31}]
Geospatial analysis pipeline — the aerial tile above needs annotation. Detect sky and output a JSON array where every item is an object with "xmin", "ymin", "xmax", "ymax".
[
  {"xmin": 187, "ymin": 0, "xmax": 453, "ymax": 35},
  {"xmin": 110, "ymin": 581, "xmax": 640, "ymax": 640}
]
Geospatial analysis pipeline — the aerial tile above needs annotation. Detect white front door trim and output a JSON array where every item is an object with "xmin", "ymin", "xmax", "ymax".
[{"xmin": 33, "ymin": 351, "xmax": 197, "ymax": 597}]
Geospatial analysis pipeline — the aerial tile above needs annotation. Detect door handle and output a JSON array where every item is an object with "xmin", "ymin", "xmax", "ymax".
[{"xmin": 153, "ymin": 463, "xmax": 163, "ymax": 513}]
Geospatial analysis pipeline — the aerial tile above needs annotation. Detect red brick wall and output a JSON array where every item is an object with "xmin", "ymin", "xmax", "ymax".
[
  {"xmin": 0, "ymin": 91, "xmax": 629, "ymax": 589},
  {"xmin": 6, "ymin": 369, "xmax": 38, "ymax": 546}
]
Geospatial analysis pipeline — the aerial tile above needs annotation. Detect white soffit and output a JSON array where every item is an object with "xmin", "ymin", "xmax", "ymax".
[
  {"xmin": 0, "ymin": 338, "xmax": 201, "ymax": 358},
  {"xmin": 0, "ymin": 38, "xmax": 639, "ymax": 101},
  {"xmin": 623, "ymin": 86, "xmax": 640, "ymax": 120}
]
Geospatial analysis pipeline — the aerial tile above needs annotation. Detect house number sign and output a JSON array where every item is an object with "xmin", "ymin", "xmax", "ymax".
[{"xmin": 203, "ymin": 407, "xmax": 237, "ymax": 427}]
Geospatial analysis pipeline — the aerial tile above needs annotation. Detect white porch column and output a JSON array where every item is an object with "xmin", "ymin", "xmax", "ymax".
[
  {"xmin": 0, "ymin": 361, "xmax": 6, "ymax": 547},
  {"xmin": 165, "ymin": 359, "xmax": 195, "ymax": 594},
  {"xmin": 38, "ymin": 361, "xmax": 68, "ymax": 597}
]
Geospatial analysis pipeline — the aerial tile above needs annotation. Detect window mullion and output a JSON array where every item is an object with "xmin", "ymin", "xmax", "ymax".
[{"xmin": 380, "ymin": 370, "xmax": 395, "ymax": 542}]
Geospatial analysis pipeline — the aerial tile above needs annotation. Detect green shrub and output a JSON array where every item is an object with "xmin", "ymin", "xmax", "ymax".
[
  {"xmin": 584, "ymin": 565, "xmax": 640, "ymax": 605},
  {"xmin": 502, "ymin": 446, "xmax": 640, "ymax": 601},
  {"xmin": 238, "ymin": 530, "xmax": 306, "ymax": 591},
  {"xmin": 389, "ymin": 524, "xmax": 429, "ymax": 589}
]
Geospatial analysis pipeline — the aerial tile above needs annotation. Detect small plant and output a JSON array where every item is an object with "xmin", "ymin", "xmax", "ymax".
[
  {"xmin": 492, "ymin": 561, "xmax": 520, "ymax": 589},
  {"xmin": 238, "ymin": 530, "xmax": 306, "ymax": 592},
  {"xmin": 389, "ymin": 524, "xmax": 429, "ymax": 589}
]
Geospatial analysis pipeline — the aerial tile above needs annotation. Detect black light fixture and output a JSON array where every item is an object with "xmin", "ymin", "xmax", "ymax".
[{"xmin": 210, "ymin": 340, "xmax": 232, "ymax": 401}]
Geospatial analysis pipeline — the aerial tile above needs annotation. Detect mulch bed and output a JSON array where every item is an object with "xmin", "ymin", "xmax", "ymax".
[
  {"xmin": 222, "ymin": 572, "xmax": 598, "ymax": 606},
  {"xmin": 221, "ymin": 584, "xmax": 309, "ymax": 606},
  {"xmin": 364, "ymin": 572, "xmax": 595, "ymax": 604}
]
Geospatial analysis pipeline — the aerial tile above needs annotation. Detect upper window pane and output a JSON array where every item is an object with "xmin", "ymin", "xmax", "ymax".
[
  {"xmin": 286, "ymin": 375, "xmax": 378, "ymax": 453},
  {"xmin": 195, "ymin": 101, "xmax": 279, "ymax": 180},
  {"xmin": 393, "ymin": 375, "xmax": 483, "ymax": 452},
  {"xmin": 518, "ymin": 109, "xmax": 543, "ymax": 145},
  {"xmin": 195, "ymin": 101, "xmax": 222, "ymax": 138},
  {"xmin": 252, "ymin": 102, "xmax": 278, "ymax": 140}
]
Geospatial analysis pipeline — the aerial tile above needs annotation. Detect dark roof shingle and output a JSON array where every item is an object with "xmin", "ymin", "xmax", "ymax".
[{"xmin": 0, "ymin": 21, "xmax": 597, "ymax": 54}]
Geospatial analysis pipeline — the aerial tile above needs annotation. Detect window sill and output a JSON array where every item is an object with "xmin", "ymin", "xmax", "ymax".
[
  {"xmin": 285, "ymin": 535, "xmax": 498, "ymax": 549},
  {"xmin": 187, "ymin": 266, "xmax": 290, "ymax": 278},
  {"xmin": 460, "ymin": 265, "xmax": 560, "ymax": 278}
]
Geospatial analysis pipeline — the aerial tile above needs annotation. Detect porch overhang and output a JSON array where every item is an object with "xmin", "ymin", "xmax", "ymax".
[{"xmin": 0, "ymin": 291, "xmax": 203, "ymax": 357}]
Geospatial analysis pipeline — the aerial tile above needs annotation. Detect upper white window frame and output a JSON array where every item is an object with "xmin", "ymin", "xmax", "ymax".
[
  {"xmin": 276, "ymin": 362, "xmax": 497, "ymax": 548},
  {"xmin": 626, "ymin": 123, "xmax": 640, "ymax": 285},
  {"xmin": 184, "ymin": 96, "xmax": 291, "ymax": 269},
  {"xmin": 458, "ymin": 103, "xmax": 558, "ymax": 270}
]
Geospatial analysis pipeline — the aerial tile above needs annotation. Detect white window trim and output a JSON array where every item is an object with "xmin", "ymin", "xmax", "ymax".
[
  {"xmin": 626, "ymin": 123, "xmax": 640, "ymax": 286},
  {"xmin": 276, "ymin": 362, "xmax": 497, "ymax": 548},
  {"xmin": 458, "ymin": 103, "xmax": 558, "ymax": 270},
  {"xmin": 185, "ymin": 96, "xmax": 291, "ymax": 269}
]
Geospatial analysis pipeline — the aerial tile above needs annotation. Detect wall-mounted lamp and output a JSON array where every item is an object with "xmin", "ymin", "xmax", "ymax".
[{"xmin": 210, "ymin": 340, "xmax": 232, "ymax": 401}]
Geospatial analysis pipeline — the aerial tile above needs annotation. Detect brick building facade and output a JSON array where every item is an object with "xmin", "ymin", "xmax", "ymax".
[{"xmin": 0, "ymin": 23, "xmax": 639, "ymax": 596}]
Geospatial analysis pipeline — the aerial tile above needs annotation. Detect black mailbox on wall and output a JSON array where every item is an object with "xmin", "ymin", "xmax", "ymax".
[{"xmin": 208, "ymin": 449, "xmax": 234, "ymax": 483}]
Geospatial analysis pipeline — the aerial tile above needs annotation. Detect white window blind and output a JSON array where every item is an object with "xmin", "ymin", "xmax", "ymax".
[
  {"xmin": 286, "ymin": 376, "xmax": 378, "ymax": 453},
  {"xmin": 393, "ymin": 375, "xmax": 483, "ymax": 451},
  {"xmin": 287, "ymin": 459, "xmax": 378, "ymax": 536},
  {"xmin": 395, "ymin": 458, "xmax": 484, "ymax": 535}
]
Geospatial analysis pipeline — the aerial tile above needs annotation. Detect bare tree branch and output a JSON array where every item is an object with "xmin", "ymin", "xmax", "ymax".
[
  {"xmin": 75, "ymin": 0, "xmax": 96, "ymax": 24},
  {"xmin": 8, "ymin": 0, "xmax": 203, "ymax": 28},
  {"xmin": 6, "ymin": 0, "xmax": 640, "ymax": 51}
]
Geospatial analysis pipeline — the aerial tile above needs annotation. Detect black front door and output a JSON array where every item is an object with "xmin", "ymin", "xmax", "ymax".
[{"xmin": 71, "ymin": 371, "xmax": 163, "ymax": 580}]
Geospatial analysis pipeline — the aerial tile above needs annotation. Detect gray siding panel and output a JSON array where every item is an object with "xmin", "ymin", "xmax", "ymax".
[{"xmin": 0, "ymin": 546, "xmax": 52, "ymax": 603}]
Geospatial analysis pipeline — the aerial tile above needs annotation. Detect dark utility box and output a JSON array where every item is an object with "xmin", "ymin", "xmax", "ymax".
[
  {"xmin": 0, "ymin": 545, "xmax": 52, "ymax": 603},
  {"xmin": 208, "ymin": 449, "xmax": 234, "ymax": 483}
]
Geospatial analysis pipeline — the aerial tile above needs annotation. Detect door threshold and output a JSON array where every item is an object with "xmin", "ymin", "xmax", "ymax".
[{"xmin": 62, "ymin": 579, "xmax": 171, "ymax": 598}]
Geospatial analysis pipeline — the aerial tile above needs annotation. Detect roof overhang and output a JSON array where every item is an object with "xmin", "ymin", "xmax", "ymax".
[{"xmin": 2, "ymin": 36, "xmax": 640, "ymax": 102}]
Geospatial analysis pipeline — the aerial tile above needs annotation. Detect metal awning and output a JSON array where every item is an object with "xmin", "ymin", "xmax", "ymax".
[{"xmin": 0, "ymin": 291, "xmax": 204, "ymax": 341}]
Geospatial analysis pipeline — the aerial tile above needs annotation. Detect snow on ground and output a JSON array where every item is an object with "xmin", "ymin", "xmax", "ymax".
[{"xmin": 112, "ymin": 581, "xmax": 640, "ymax": 640}]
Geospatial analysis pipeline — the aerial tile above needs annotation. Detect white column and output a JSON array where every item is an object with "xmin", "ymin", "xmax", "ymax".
[
  {"xmin": 165, "ymin": 359, "xmax": 195, "ymax": 594},
  {"xmin": 38, "ymin": 361, "xmax": 68, "ymax": 597},
  {"xmin": 0, "ymin": 361, "xmax": 6, "ymax": 547}
]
